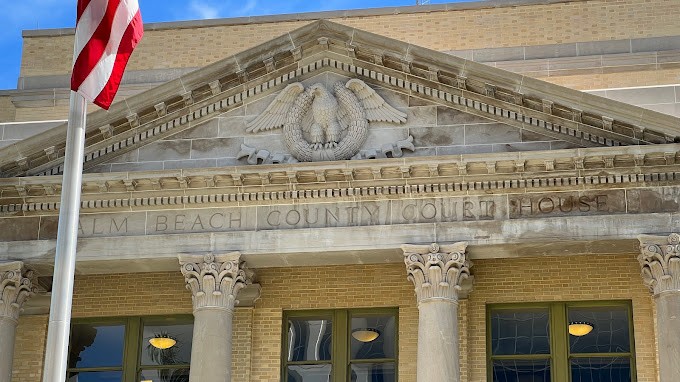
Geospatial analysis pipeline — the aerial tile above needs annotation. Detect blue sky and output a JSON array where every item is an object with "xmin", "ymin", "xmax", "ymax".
[{"xmin": 0, "ymin": 0, "xmax": 471, "ymax": 90}]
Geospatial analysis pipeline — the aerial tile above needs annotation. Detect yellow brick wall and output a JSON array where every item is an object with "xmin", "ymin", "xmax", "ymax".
[
  {"xmin": 467, "ymin": 254, "xmax": 656, "ymax": 382},
  {"xmin": 0, "ymin": 96, "xmax": 16, "ymax": 123},
  {"xmin": 19, "ymin": 0, "xmax": 680, "ymax": 78},
  {"xmin": 11, "ymin": 315, "xmax": 48, "ymax": 382},
  {"xmin": 71, "ymin": 272, "xmax": 193, "ymax": 317},
  {"xmin": 11, "ymin": 254, "xmax": 657, "ymax": 382}
]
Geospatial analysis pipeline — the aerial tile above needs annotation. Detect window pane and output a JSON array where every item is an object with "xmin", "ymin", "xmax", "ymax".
[
  {"xmin": 287, "ymin": 318, "xmax": 332, "ymax": 362},
  {"xmin": 351, "ymin": 315, "xmax": 396, "ymax": 360},
  {"xmin": 568, "ymin": 306, "xmax": 630, "ymax": 354},
  {"xmin": 570, "ymin": 357, "xmax": 631, "ymax": 382},
  {"xmin": 491, "ymin": 308, "xmax": 550, "ymax": 355},
  {"xmin": 492, "ymin": 359, "xmax": 551, "ymax": 382},
  {"xmin": 139, "ymin": 368, "xmax": 190, "ymax": 382},
  {"xmin": 67, "ymin": 371, "xmax": 122, "ymax": 382},
  {"xmin": 350, "ymin": 362, "xmax": 395, "ymax": 382},
  {"xmin": 68, "ymin": 323, "xmax": 125, "ymax": 368},
  {"xmin": 141, "ymin": 322, "xmax": 193, "ymax": 366},
  {"xmin": 287, "ymin": 364, "xmax": 332, "ymax": 382}
]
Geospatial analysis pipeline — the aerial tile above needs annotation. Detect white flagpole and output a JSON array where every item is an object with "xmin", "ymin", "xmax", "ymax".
[{"xmin": 41, "ymin": 90, "xmax": 87, "ymax": 382}]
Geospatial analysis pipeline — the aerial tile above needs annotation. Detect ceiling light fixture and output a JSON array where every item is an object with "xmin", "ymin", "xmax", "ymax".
[
  {"xmin": 148, "ymin": 337, "xmax": 177, "ymax": 349},
  {"xmin": 568, "ymin": 321, "xmax": 594, "ymax": 337},
  {"xmin": 351, "ymin": 328, "xmax": 380, "ymax": 342}
]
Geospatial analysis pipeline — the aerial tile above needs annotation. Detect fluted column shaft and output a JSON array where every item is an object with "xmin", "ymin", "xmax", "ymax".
[
  {"xmin": 0, "ymin": 262, "xmax": 35, "ymax": 382},
  {"xmin": 179, "ymin": 253, "xmax": 252, "ymax": 382},
  {"xmin": 403, "ymin": 242, "xmax": 471, "ymax": 382},
  {"xmin": 639, "ymin": 233, "xmax": 680, "ymax": 382}
]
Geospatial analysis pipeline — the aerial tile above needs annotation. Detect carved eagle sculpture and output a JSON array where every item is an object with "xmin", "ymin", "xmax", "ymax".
[{"xmin": 246, "ymin": 79, "xmax": 407, "ymax": 162}]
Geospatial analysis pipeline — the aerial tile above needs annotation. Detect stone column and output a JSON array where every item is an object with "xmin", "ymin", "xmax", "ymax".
[
  {"xmin": 179, "ymin": 252, "xmax": 252, "ymax": 382},
  {"xmin": 639, "ymin": 233, "xmax": 680, "ymax": 382},
  {"xmin": 0, "ymin": 261, "xmax": 35, "ymax": 382},
  {"xmin": 402, "ymin": 242, "xmax": 472, "ymax": 382}
]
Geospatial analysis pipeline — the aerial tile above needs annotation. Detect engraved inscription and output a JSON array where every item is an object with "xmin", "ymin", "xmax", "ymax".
[
  {"xmin": 150, "ymin": 211, "xmax": 244, "ymax": 234},
  {"xmin": 391, "ymin": 198, "xmax": 498, "ymax": 224},
  {"xmin": 78, "ymin": 216, "xmax": 131, "ymax": 236},
  {"xmin": 509, "ymin": 190, "xmax": 626, "ymax": 219},
  {"xmin": 257, "ymin": 197, "xmax": 502, "ymax": 230},
  {"xmin": 43, "ymin": 189, "xmax": 639, "ymax": 240}
]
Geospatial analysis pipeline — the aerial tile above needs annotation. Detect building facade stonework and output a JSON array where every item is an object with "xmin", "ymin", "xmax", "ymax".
[{"xmin": 1, "ymin": 1, "xmax": 680, "ymax": 381}]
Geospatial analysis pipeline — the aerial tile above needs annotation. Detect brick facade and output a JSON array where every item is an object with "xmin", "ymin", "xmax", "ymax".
[
  {"xmin": 0, "ymin": 96, "xmax": 16, "ymax": 123},
  {"xmin": 11, "ymin": 316, "xmax": 47, "ymax": 382},
  {"xmin": 19, "ymin": 0, "xmax": 680, "ymax": 78},
  {"xmin": 12, "ymin": 255, "xmax": 656, "ymax": 381}
]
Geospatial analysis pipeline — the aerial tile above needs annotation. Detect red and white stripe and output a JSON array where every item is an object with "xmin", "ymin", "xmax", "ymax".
[{"xmin": 71, "ymin": 0, "xmax": 143, "ymax": 110}]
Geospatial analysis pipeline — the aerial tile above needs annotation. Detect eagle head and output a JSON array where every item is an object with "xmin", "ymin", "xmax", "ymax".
[{"xmin": 309, "ymin": 83, "xmax": 327, "ymax": 97}]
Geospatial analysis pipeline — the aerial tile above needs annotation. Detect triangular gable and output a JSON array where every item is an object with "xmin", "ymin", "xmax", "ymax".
[{"xmin": 1, "ymin": 20, "xmax": 679, "ymax": 177}]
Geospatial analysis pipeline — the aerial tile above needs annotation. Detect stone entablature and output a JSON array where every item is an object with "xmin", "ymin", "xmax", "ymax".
[
  {"xmin": 1, "ymin": 185, "xmax": 677, "ymax": 242},
  {"xmin": 2, "ymin": 21, "xmax": 679, "ymax": 178},
  {"xmin": 0, "ymin": 143, "xmax": 678, "ymax": 216}
]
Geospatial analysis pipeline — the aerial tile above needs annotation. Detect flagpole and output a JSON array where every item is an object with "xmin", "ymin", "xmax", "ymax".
[{"xmin": 42, "ymin": 91, "xmax": 87, "ymax": 382}]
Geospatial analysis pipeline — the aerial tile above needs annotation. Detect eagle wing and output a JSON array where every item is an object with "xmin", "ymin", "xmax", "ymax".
[
  {"xmin": 245, "ymin": 83, "xmax": 305, "ymax": 133},
  {"xmin": 345, "ymin": 78, "xmax": 407, "ymax": 124}
]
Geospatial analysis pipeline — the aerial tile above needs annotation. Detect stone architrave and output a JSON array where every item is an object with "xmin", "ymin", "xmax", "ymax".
[
  {"xmin": 0, "ymin": 261, "xmax": 35, "ymax": 382},
  {"xmin": 639, "ymin": 233, "xmax": 680, "ymax": 382},
  {"xmin": 402, "ymin": 242, "xmax": 472, "ymax": 382},
  {"xmin": 179, "ymin": 252, "xmax": 253, "ymax": 382}
]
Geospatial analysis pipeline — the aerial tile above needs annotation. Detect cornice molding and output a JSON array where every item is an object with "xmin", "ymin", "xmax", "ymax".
[
  {"xmin": 2, "ymin": 20, "xmax": 678, "ymax": 178},
  {"xmin": 0, "ymin": 144, "xmax": 678, "ymax": 215}
]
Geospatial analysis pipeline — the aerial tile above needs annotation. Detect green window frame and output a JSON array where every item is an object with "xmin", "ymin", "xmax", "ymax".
[
  {"xmin": 67, "ymin": 315, "xmax": 193, "ymax": 382},
  {"xmin": 486, "ymin": 301, "xmax": 636, "ymax": 382},
  {"xmin": 282, "ymin": 308, "xmax": 399, "ymax": 382}
]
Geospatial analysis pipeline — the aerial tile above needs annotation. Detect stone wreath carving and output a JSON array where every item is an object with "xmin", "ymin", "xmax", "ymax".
[{"xmin": 240, "ymin": 79, "xmax": 412, "ymax": 163}]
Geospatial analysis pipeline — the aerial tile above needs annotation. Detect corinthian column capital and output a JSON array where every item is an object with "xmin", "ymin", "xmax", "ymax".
[
  {"xmin": 639, "ymin": 233, "xmax": 680, "ymax": 295},
  {"xmin": 402, "ymin": 242, "xmax": 472, "ymax": 304},
  {"xmin": 179, "ymin": 252, "xmax": 253, "ymax": 312},
  {"xmin": 0, "ymin": 261, "xmax": 36, "ymax": 322}
]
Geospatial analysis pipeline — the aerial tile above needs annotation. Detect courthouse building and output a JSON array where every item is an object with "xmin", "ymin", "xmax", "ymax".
[{"xmin": 2, "ymin": 0, "xmax": 680, "ymax": 381}]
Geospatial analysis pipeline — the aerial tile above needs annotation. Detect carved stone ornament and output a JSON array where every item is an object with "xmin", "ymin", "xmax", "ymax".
[
  {"xmin": 639, "ymin": 233, "xmax": 680, "ymax": 295},
  {"xmin": 0, "ymin": 262, "xmax": 36, "ymax": 322},
  {"xmin": 179, "ymin": 253, "xmax": 253, "ymax": 312},
  {"xmin": 239, "ymin": 79, "xmax": 413, "ymax": 164},
  {"xmin": 402, "ymin": 242, "xmax": 472, "ymax": 304}
]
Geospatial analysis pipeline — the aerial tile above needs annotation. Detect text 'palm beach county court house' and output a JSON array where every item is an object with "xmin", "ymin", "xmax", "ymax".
[{"xmin": 2, "ymin": 1, "xmax": 680, "ymax": 381}]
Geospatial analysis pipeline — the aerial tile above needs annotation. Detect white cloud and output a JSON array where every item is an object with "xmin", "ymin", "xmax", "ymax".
[
  {"xmin": 187, "ymin": 0, "xmax": 260, "ymax": 20},
  {"xmin": 189, "ymin": 0, "xmax": 221, "ymax": 19},
  {"xmin": 237, "ymin": 0, "xmax": 258, "ymax": 15}
]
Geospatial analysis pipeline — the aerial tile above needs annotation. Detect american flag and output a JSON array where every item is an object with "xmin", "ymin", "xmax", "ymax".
[{"xmin": 70, "ymin": 0, "xmax": 143, "ymax": 109}]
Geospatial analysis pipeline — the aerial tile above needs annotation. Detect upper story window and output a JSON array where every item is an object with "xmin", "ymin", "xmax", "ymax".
[
  {"xmin": 283, "ymin": 309, "xmax": 398, "ymax": 382},
  {"xmin": 67, "ymin": 316, "xmax": 192, "ymax": 382},
  {"xmin": 487, "ymin": 302, "xmax": 635, "ymax": 382}
]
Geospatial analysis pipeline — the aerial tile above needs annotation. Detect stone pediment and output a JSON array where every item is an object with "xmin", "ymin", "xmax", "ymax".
[{"xmin": 1, "ymin": 20, "xmax": 680, "ymax": 178}]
